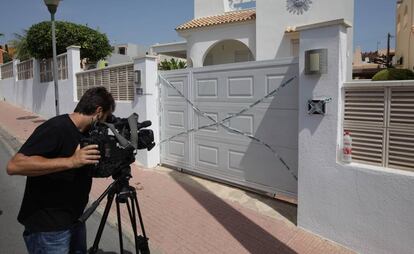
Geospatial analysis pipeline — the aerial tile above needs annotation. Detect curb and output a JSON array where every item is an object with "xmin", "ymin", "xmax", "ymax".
[{"xmin": 0, "ymin": 125, "xmax": 22, "ymax": 154}]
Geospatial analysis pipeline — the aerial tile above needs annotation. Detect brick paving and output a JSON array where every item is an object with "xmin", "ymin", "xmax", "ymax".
[{"xmin": 0, "ymin": 101, "xmax": 355, "ymax": 254}]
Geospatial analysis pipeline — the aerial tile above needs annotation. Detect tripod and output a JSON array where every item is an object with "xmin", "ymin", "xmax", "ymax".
[{"xmin": 79, "ymin": 166, "xmax": 150, "ymax": 254}]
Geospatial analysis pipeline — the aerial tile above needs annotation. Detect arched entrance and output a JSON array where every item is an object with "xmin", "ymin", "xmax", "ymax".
[{"xmin": 203, "ymin": 40, "xmax": 254, "ymax": 66}]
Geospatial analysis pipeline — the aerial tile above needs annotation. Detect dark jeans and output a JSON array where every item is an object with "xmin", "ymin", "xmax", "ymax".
[{"xmin": 23, "ymin": 223, "xmax": 87, "ymax": 254}]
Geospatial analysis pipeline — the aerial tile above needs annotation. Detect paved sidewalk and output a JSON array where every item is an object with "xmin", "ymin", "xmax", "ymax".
[{"xmin": 0, "ymin": 101, "xmax": 355, "ymax": 254}]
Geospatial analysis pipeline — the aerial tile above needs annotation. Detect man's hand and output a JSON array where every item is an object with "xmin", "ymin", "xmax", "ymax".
[{"xmin": 70, "ymin": 144, "xmax": 101, "ymax": 168}]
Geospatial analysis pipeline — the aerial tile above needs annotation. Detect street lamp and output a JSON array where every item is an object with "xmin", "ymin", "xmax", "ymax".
[{"xmin": 44, "ymin": 0, "xmax": 61, "ymax": 115}]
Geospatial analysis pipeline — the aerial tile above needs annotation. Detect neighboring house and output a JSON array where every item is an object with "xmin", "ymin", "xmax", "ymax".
[
  {"xmin": 353, "ymin": 46, "xmax": 382, "ymax": 79},
  {"xmin": 107, "ymin": 43, "xmax": 149, "ymax": 66},
  {"xmin": 149, "ymin": 42, "xmax": 187, "ymax": 68},
  {"xmin": 395, "ymin": 0, "xmax": 414, "ymax": 69},
  {"xmin": 152, "ymin": 0, "xmax": 354, "ymax": 69},
  {"xmin": 0, "ymin": 45, "xmax": 15, "ymax": 65}
]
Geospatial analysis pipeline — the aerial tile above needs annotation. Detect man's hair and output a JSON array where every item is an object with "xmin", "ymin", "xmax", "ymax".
[{"xmin": 74, "ymin": 87, "xmax": 115, "ymax": 115}]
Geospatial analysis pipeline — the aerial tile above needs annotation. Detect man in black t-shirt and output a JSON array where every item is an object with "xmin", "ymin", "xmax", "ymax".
[{"xmin": 7, "ymin": 87, "xmax": 115, "ymax": 254}]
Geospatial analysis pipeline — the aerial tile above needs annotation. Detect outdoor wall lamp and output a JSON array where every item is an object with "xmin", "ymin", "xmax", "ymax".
[
  {"xmin": 44, "ymin": 0, "xmax": 61, "ymax": 115},
  {"xmin": 134, "ymin": 70, "xmax": 144, "ymax": 96},
  {"xmin": 134, "ymin": 70, "xmax": 141, "ymax": 85},
  {"xmin": 305, "ymin": 49, "xmax": 328, "ymax": 75}
]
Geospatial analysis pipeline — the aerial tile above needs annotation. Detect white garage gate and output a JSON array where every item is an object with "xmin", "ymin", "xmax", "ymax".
[{"xmin": 159, "ymin": 58, "xmax": 299, "ymax": 198}]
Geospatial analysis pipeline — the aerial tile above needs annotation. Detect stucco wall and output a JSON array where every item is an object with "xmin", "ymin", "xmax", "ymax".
[
  {"xmin": 298, "ymin": 23, "xmax": 414, "ymax": 254},
  {"xmin": 0, "ymin": 52, "xmax": 160, "ymax": 168},
  {"xmin": 256, "ymin": 0, "xmax": 353, "ymax": 80},
  {"xmin": 194, "ymin": 0, "xmax": 230, "ymax": 18},
  {"xmin": 180, "ymin": 21, "xmax": 256, "ymax": 67},
  {"xmin": 0, "ymin": 48, "xmax": 81, "ymax": 119}
]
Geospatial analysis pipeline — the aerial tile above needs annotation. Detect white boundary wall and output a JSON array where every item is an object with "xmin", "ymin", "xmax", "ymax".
[
  {"xmin": 297, "ymin": 21, "xmax": 414, "ymax": 254},
  {"xmin": 0, "ymin": 49, "xmax": 160, "ymax": 168},
  {"xmin": 0, "ymin": 46, "xmax": 80, "ymax": 118}
]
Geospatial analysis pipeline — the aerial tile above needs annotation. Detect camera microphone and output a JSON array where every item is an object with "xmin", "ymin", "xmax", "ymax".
[{"xmin": 138, "ymin": 121, "xmax": 152, "ymax": 129}]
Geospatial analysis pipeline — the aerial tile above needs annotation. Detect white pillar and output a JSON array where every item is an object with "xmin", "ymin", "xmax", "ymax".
[
  {"xmin": 13, "ymin": 59, "xmax": 19, "ymax": 105},
  {"xmin": 133, "ymin": 56, "xmax": 160, "ymax": 168},
  {"xmin": 297, "ymin": 19, "xmax": 354, "ymax": 250},
  {"xmin": 66, "ymin": 45, "xmax": 81, "ymax": 101}
]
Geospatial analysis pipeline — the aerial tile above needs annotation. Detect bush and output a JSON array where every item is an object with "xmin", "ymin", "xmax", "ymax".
[
  {"xmin": 158, "ymin": 58, "xmax": 186, "ymax": 70},
  {"xmin": 372, "ymin": 68, "xmax": 414, "ymax": 81},
  {"xmin": 26, "ymin": 21, "xmax": 112, "ymax": 62}
]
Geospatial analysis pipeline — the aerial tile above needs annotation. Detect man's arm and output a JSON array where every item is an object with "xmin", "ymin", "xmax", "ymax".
[{"xmin": 6, "ymin": 144, "xmax": 100, "ymax": 176}]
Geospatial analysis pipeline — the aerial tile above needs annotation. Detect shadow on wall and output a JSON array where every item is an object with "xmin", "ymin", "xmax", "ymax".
[
  {"xmin": 166, "ymin": 169, "xmax": 298, "ymax": 254},
  {"xmin": 18, "ymin": 80, "xmax": 29, "ymax": 109},
  {"xmin": 32, "ymin": 81, "xmax": 49, "ymax": 115},
  {"xmin": 239, "ymin": 64, "xmax": 301, "ymax": 197}
]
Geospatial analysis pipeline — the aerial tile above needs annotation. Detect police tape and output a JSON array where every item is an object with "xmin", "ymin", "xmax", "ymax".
[{"xmin": 158, "ymin": 74, "xmax": 298, "ymax": 181}]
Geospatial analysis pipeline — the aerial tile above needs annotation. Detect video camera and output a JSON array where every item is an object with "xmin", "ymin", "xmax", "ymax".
[{"xmin": 81, "ymin": 113, "xmax": 155, "ymax": 178}]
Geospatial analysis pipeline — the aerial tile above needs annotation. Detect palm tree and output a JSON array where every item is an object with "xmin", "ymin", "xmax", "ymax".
[{"xmin": 9, "ymin": 30, "xmax": 31, "ymax": 61}]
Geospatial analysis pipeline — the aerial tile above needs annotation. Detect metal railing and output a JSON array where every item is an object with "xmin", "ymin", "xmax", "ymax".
[
  {"xmin": 17, "ymin": 59, "xmax": 34, "ymax": 80},
  {"xmin": 0, "ymin": 61, "xmax": 13, "ymax": 79},
  {"xmin": 39, "ymin": 54, "xmax": 68, "ymax": 83}
]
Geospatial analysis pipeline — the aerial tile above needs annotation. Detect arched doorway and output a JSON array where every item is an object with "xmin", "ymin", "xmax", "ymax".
[{"xmin": 203, "ymin": 40, "xmax": 254, "ymax": 66}]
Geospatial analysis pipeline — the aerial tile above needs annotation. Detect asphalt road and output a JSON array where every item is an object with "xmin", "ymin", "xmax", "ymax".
[{"xmin": 0, "ymin": 130, "xmax": 137, "ymax": 254}]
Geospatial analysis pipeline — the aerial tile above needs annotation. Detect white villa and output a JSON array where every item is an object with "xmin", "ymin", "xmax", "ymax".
[{"xmin": 152, "ymin": 0, "xmax": 353, "ymax": 69}]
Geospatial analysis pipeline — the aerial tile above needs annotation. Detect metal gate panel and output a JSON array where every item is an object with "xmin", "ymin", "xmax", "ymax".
[
  {"xmin": 160, "ymin": 72, "xmax": 193, "ymax": 169},
  {"xmin": 160, "ymin": 59, "xmax": 299, "ymax": 198}
]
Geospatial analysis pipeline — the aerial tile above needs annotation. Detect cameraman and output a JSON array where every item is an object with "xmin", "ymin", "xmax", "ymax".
[{"xmin": 6, "ymin": 87, "xmax": 115, "ymax": 254}]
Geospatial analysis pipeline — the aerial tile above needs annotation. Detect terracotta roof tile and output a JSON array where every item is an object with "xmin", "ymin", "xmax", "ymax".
[{"xmin": 176, "ymin": 9, "xmax": 256, "ymax": 30}]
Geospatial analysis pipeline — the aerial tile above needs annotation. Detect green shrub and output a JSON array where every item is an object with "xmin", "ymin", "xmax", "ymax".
[
  {"xmin": 158, "ymin": 58, "xmax": 186, "ymax": 70},
  {"xmin": 26, "ymin": 21, "xmax": 112, "ymax": 62},
  {"xmin": 372, "ymin": 68, "xmax": 414, "ymax": 81}
]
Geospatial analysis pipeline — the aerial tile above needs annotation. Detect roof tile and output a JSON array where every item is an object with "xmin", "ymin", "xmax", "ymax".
[{"xmin": 176, "ymin": 9, "xmax": 256, "ymax": 30}]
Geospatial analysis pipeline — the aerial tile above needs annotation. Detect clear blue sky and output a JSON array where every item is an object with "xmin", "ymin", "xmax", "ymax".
[{"xmin": 0, "ymin": 0, "xmax": 396, "ymax": 52}]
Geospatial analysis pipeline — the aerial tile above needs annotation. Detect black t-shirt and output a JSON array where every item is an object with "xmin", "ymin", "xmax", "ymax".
[{"xmin": 17, "ymin": 114, "xmax": 92, "ymax": 232}]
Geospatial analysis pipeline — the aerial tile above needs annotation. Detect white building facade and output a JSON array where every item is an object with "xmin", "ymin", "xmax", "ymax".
[
  {"xmin": 173, "ymin": 0, "xmax": 353, "ymax": 76},
  {"xmin": 395, "ymin": 0, "xmax": 414, "ymax": 70}
]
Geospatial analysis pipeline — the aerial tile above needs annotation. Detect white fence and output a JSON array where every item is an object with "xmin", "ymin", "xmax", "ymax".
[
  {"xmin": 17, "ymin": 59, "xmax": 34, "ymax": 80},
  {"xmin": 0, "ymin": 47, "xmax": 79, "ymax": 118},
  {"xmin": 76, "ymin": 63, "xmax": 134, "ymax": 101},
  {"xmin": 39, "ymin": 54, "xmax": 68, "ymax": 83},
  {"xmin": 160, "ymin": 59, "xmax": 299, "ymax": 197},
  {"xmin": 0, "ymin": 61, "xmax": 13, "ymax": 79}
]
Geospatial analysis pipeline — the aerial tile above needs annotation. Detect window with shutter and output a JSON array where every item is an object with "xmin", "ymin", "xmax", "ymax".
[
  {"xmin": 76, "ymin": 63, "xmax": 134, "ymax": 102},
  {"xmin": 343, "ymin": 85, "xmax": 414, "ymax": 172}
]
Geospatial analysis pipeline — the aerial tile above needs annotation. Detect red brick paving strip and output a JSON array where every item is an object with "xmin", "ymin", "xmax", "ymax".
[{"xmin": 0, "ymin": 101, "xmax": 355, "ymax": 254}]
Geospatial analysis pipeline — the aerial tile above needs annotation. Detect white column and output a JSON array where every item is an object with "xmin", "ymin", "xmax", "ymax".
[
  {"xmin": 66, "ymin": 45, "xmax": 81, "ymax": 102},
  {"xmin": 297, "ymin": 20, "xmax": 360, "ymax": 251},
  {"xmin": 133, "ymin": 56, "xmax": 160, "ymax": 168},
  {"xmin": 13, "ymin": 59, "xmax": 19, "ymax": 82},
  {"xmin": 13, "ymin": 59, "xmax": 19, "ymax": 104}
]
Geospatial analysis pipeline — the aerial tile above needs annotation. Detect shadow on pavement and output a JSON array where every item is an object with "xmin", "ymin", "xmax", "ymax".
[
  {"xmin": 94, "ymin": 249, "xmax": 132, "ymax": 254},
  {"xmin": 167, "ymin": 170, "xmax": 298, "ymax": 254},
  {"xmin": 16, "ymin": 116, "xmax": 38, "ymax": 120},
  {"xmin": 245, "ymin": 192, "xmax": 297, "ymax": 225}
]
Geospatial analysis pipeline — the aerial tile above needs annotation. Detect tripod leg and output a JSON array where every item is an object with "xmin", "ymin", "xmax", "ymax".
[
  {"xmin": 126, "ymin": 199, "xmax": 140, "ymax": 254},
  {"xmin": 89, "ymin": 191, "xmax": 115, "ymax": 254},
  {"xmin": 131, "ymin": 192, "xmax": 150, "ymax": 254},
  {"xmin": 132, "ymin": 195, "xmax": 147, "ymax": 238},
  {"xmin": 116, "ymin": 195, "xmax": 125, "ymax": 254}
]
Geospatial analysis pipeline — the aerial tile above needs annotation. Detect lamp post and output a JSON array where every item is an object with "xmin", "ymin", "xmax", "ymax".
[{"xmin": 44, "ymin": 0, "xmax": 61, "ymax": 115}]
